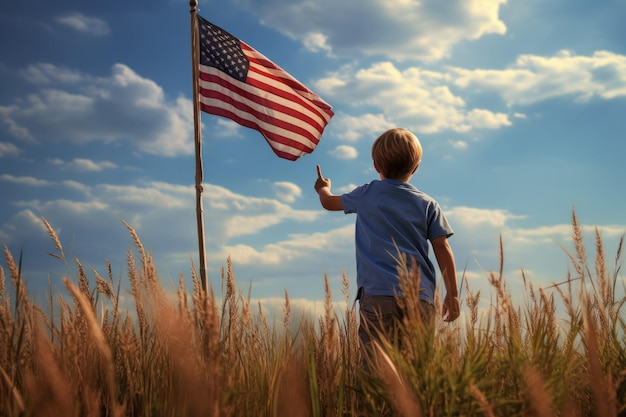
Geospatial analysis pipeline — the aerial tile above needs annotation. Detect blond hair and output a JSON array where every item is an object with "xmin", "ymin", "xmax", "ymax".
[{"xmin": 371, "ymin": 128, "xmax": 422, "ymax": 180}]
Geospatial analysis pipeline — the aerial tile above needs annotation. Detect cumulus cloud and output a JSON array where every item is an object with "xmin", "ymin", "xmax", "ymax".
[
  {"xmin": 453, "ymin": 50, "xmax": 626, "ymax": 105},
  {"xmin": 51, "ymin": 158, "xmax": 118, "ymax": 172},
  {"xmin": 213, "ymin": 119, "xmax": 244, "ymax": 138},
  {"xmin": 329, "ymin": 113, "xmax": 395, "ymax": 142},
  {"xmin": 336, "ymin": 183, "xmax": 359, "ymax": 194},
  {"xmin": 62, "ymin": 180, "xmax": 91, "ymax": 194},
  {"xmin": 0, "ymin": 63, "xmax": 194, "ymax": 157},
  {"xmin": 303, "ymin": 32, "xmax": 333, "ymax": 55},
  {"xmin": 56, "ymin": 13, "xmax": 110, "ymax": 36},
  {"xmin": 213, "ymin": 225, "xmax": 354, "ymax": 266},
  {"xmin": 0, "ymin": 142, "xmax": 19, "ymax": 157},
  {"xmin": 317, "ymin": 50, "xmax": 626, "ymax": 141},
  {"xmin": 317, "ymin": 62, "xmax": 511, "ymax": 137},
  {"xmin": 233, "ymin": 0, "xmax": 507, "ymax": 61},
  {"xmin": 329, "ymin": 145, "xmax": 358, "ymax": 160},
  {"xmin": 0, "ymin": 174, "xmax": 51, "ymax": 186},
  {"xmin": 273, "ymin": 181, "xmax": 302, "ymax": 203},
  {"xmin": 447, "ymin": 206, "xmax": 524, "ymax": 230},
  {"xmin": 98, "ymin": 182, "xmax": 191, "ymax": 210}
]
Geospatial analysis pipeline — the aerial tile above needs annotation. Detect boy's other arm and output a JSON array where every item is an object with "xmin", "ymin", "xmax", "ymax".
[
  {"xmin": 431, "ymin": 235, "xmax": 460, "ymax": 322},
  {"xmin": 315, "ymin": 165, "xmax": 343, "ymax": 211}
]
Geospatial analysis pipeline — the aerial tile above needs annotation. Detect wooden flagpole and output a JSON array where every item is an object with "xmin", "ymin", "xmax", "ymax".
[{"xmin": 189, "ymin": 0, "xmax": 208, "ymax": 292}]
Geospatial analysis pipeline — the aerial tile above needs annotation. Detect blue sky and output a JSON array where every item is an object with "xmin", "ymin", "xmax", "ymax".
[{"xmin": 1, "ymin": 0, "xmax": 625, "ymax": 316}]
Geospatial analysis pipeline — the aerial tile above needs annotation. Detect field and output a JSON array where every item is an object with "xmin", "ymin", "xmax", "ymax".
[{"xmin": 1, "ymin": 212, "xmax": 625, "ymax": 416}]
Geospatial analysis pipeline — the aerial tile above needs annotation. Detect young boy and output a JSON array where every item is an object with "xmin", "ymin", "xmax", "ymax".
[{"xmin": 314, "ymin": 128, "xmax": 460, "ymax": 354}]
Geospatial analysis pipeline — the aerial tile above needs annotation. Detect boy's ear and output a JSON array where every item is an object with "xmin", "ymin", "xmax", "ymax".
[{"xmin": 374, "ymin": 160, "xmax": 381, "ymax": 173}]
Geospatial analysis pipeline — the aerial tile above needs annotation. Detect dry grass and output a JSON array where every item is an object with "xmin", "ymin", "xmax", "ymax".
[{"xmin": 0, "ymin": 211, "xmax": 624, "ymax": 416}]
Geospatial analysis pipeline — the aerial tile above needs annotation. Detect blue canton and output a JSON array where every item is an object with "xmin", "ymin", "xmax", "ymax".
[{"xmin": 197, "ymin": 16, "xmax": 249, "ymax": 82}]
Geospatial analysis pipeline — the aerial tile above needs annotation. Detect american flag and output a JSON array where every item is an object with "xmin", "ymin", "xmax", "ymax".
[{"xmin": 196, "ymin": 15, "xmax": 334, "ymax": 161}]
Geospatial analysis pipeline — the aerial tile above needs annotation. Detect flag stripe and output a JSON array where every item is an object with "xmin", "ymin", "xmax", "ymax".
[
  {"xmin": 198, "ymin": 69, "xmax": 321, "ymax": 151},
  {"xmin": 196, "ymin": 15, "xmax": 333, "ymax": 160},
  {"xmin": 245, "ymin": 65, "xmax": 331, "ymax": 132},
  {"xmin": 200, "ymin": 102, "xmax": 314, "ymax": 160},
  {"xmin": 242, "ymin": 42, "xmax": 334, "ymax": 114},
  {"xmin": 198, "ymin": 79, "xmax": 319, "ymax": 154},
  {"xmin": 199, "ymin": 68, "xmax": 326, "ymax": 144}
]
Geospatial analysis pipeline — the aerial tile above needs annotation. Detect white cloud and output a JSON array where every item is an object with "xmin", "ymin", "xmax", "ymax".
[
  {"xmin": 213, "ymin": 119, "xmax": 244, "ymax": 138},
  {"xmin": 303, "ymin": 32, "xmax": 333, "ymax": 55},
  {"xmin": 448, "ymin": 206, "xmax": 524, "ymax": 229},
  {"xmin": 58, "ymin": 158, "xmax": 118, "ymax": 172},
  {"xmin": 62, "ymin": 180, "xmax": 91, "ymax": 194},
  {"xmin": 330, "ymin": 113, "xmax": 395, "ymax": 142},
  {"xmin": 98, "ymin": 182, "xmax": 191, "ymax": 210},
  {"xmin": 0, "ymin": 142, "xmax": 19, "ymax": 157},
  {"xmin": 453, "ymin": 50, "xmax": 626, "ymax": 105},
  {"xmin": 214, "ymin": 225, "xmax": 354, "ymax": 266},
  {"xmin": 11, "ymin": 199, "xmax": 109, "ymax": 217},
  {"xmin": 508, "ymin": 223, "xmax": 626, "ymax": 246},
  {"xmin": 1, "ymin": 63, "xmax": 194, "ymax": 157},
  {"xmin": 2, "ymin": 209, "xmax": 50, "ymax": 240},
  {"xmin": 56, "ymin": 13, "xmax": 110, "ymax": 36},
  {"xmin": 448, "ymin": 140, "xmax": 468, "ymax": 150},
  {"xmin": 194, "ymin": 184, "xmax": 320, "ymax": 239},
  {"xmin": 20, "ymin": 63, "xmax": 85, "ymax": 85},
  {"xmin": 316, "ymin": 50, "xmax": 626, "ymax": 143},
  {"xmin": 329, "ymin": 145, "xmax": 358, "ymax": 160},
  {"xmin": 233, "ymin": 0, "xmax": 507, "ymax": 61},
  {"xmin": 0, "ymin": 174, "xmax": 51, "ymax": 186},
  {"xmin": 273, "ymin": 181, "xmax": 302, "ymax": 203},
  {"xmin": 336, "ymin": 183, "xmax": 359, "ymax": 194},
  {"xmin": 318, "ymin": 63, "xmax": 511, "ymax": 137},
  {"xmin": 464, "ymin": 109, "xmax": 512, "ymax": 130}
]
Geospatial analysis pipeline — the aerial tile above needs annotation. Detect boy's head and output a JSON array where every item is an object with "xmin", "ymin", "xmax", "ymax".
[{"xmin": 371, "ymin": 128, "xmax": 422, "ymax": 180}]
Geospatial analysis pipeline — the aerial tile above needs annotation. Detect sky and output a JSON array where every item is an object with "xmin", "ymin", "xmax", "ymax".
[{"xmin": 1, "ymin": 0, "xmax": 625, "ymax": 318}]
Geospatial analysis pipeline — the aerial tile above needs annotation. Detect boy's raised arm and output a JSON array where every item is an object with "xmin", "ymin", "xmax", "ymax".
[{"xmin": 315, "ymin": 165, "xmax": 344, "ymax": 211}]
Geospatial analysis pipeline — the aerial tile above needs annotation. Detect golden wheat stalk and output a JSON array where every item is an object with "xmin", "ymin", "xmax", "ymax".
[
  {"xmin": 373, "ymin": 341, "xmax": 423, "ymax": 417},
  {"xmin": 63, "ymin": 277, "xmax": 123, "ymax": 417},
  {"xmin": 0, "ymin": 363, "xmax": 25, "ymax": 414}
]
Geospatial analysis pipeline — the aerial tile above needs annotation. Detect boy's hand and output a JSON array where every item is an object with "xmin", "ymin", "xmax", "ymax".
[
  {"xmin": 315, "ymin": 165, "xmax": 332, "ymax": 193},
  {"xmin": 314, "ymin": 165, "xmax": 343, "ymax": 211},
  {"xmin": 442, "ymin": 293, "xmax": 460, "ymax": 322}
]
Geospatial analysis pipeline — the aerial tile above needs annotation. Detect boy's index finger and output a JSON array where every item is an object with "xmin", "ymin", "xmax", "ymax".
[{"xmin": 316, "ymin": 165, "xmax": 323, "ymax": 179}]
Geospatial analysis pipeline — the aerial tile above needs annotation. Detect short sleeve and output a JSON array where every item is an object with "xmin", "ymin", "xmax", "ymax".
[
  {"xmin": 427, "ymin": 201, "xmax": 454, "ymax": 240},
  {"xmin": 341, "ymin": 183, "xmax": 368, "ymax": 214}
]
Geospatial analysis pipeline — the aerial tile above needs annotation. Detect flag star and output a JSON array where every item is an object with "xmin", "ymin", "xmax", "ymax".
[{"xmin": 198, "ymin": 17, "xmax": 250, "ymax": 82}]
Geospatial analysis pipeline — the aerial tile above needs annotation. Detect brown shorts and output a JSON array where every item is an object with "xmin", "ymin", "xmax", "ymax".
[{"xmin": 358, "ymin": 289, "xmax": 434, "ymax": 353}]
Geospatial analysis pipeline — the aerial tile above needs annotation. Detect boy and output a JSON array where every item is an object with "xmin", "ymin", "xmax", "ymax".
[{"xmin": 314, "ymin": 128, "xmax": 460, "ymax": 354}]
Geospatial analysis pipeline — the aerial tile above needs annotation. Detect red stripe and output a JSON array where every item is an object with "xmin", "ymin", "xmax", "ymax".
[
  {"xmin": 200, "ymin": 104, "xmax": 315, "ymax": 159},
  {"xmin": 199, "ymin": 70, "xmax": 323, "ymax": 143},
  {"xmin": 246, "ymin": 66, "xmax": 333, "ymax": 127},
  {"xmin": 201, "ymin": 71, "xmax": 325, "ymax": 138},
  {"xmin": 199, "ymin": 86, "xmax": 320, "ymax": 148},
  {"xmin": 242, "ymin": 43, "xmax": 333, "ymax": 112}
]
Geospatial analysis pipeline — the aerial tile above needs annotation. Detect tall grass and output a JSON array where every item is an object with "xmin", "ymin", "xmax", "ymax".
[{"xmin": 0, "ymin": 210, "xmax": 624, "ymax": 416}]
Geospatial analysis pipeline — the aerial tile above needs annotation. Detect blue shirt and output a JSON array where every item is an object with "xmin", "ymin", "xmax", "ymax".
[{"xmin": 341, "ymin": 179, "xmax": 453, "ymax": 303}]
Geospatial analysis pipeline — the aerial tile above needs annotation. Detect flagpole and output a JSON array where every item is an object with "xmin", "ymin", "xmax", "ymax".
[{"xmin": 190, "ymin": 0, "xmax": 208, "ymax": 293}]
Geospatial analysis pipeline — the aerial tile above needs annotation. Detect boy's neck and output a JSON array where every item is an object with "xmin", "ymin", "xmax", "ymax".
[{"xmin": 379, "ymin": 174, "xmax": 413, "ymax": 183}]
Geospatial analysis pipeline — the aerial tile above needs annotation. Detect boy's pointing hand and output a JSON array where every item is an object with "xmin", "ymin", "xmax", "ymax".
[{"xmin": 315, "ymin": 165, "xmax": 331, "ymax": 193}]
